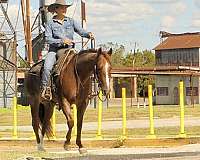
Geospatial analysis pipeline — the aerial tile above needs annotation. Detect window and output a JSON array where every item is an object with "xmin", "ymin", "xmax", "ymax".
[
  {"xmin": 157, "ymin": 87, "xmax": 168, "ymax": 96},
  {"xmin": 156, "ymin": 52, "xmax": 161, "ymax": 65},
  {"xmin": 186, "ymin": 87, "xmax": 198, "ymax": 96}
]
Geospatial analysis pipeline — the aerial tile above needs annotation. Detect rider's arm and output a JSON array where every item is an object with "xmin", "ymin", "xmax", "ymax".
[
  {"xmin": 73, "ymin": 19, "xmax": 90, "ymax": 38},
  {"xmin": 45, "ymin": 21, "xmax": 64, "ymax": 47}
]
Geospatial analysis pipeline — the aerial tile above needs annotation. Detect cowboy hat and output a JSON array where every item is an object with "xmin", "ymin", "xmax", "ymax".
[{"xmin": 48, "ymin": 0, "xmax": 73, "ymax": 13}]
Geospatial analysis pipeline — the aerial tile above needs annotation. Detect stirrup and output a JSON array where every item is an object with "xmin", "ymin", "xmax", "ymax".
[{"xmin": 41, "ymin": 86, "xmax": 52, "ymax": 100}]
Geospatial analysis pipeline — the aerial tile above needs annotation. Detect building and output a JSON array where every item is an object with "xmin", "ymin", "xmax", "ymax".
[{"xmin": 154, "ymin": 32, "xmax": 200, "ymax": 105}]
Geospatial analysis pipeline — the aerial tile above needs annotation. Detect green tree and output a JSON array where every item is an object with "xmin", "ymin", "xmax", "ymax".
[
  {"xmin": 98, "ymin": 42, "xmax": 125, "ymax": 67},
  {"xmin": 99, "ymin": 42, "xmax": 156, "ymax": 97},
  {"xmin": 123, "ymin": 50, "xmax": 155, "ymax": 67},
  {"xmin": 123, "ymin": 49, "xmax": 155, "ymax": 97}
]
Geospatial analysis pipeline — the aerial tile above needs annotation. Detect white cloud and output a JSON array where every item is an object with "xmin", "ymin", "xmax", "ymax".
[
  {"xmin": 191, "ymin": 7, "xmax": 200, "ymax": 29},
  {"xmin": 194, "ymin": 0, "xmax": 200, "ymax": 8},
  {"xmin": 139, "ymin": 0, "xmax": 181, "ymax": 4},
  {"xmin": 172, "ymin": 2, "xmax": 186, "ymax": 14},
  {"xmin": 192, "ymin": 20, "xmax": 200, "ymax": 28},
  {"xmin": 86, "ymin": 1, "xmax": 155, "ymax": 39},
  {"xmin": 161, "ymin": 16, "xmax": 175, "ymax": 30}
]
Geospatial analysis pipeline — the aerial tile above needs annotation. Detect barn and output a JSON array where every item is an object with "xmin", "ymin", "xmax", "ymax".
[{"xmin": 154, "ymin": 32, "xmax": 200, "ymax": 105}]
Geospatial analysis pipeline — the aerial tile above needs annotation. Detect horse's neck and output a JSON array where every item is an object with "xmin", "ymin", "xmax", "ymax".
[{"xmin": 76, "ymin": 52, "xmax": 97, "ymax": 80}]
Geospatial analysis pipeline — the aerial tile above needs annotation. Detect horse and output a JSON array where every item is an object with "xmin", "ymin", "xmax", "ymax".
[{"xmin": 25, "ymin": 47, "xmax": 112, "ymax": 153}]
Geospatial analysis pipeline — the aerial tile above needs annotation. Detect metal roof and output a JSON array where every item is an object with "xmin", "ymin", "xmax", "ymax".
[
  {"xmin": 154, "ymin": 33, "xmax": 200, "ymax": 50},
  {"xmin": 111, "ymin": 66, "xmax": 200, "ymax": 76}
]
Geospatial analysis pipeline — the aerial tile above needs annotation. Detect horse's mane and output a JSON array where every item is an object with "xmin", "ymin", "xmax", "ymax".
[{"xmin": 78, "ymin": 49, "xmax": 97, "ymax": 55}]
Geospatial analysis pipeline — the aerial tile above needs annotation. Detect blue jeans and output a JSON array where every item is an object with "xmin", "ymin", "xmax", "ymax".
[{"xmin": 41, "ymin": 51, "xmax": 57, "ymax": 87}]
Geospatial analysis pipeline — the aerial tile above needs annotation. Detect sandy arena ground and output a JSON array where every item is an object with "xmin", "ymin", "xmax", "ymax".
[{"xmin": 1, "ymin": 138, "xmax": 200, "ymax": 159}]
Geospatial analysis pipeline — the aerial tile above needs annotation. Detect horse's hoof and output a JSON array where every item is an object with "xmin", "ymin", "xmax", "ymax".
[
  {"xmin": 37, "ymin": 146, "xmax": 46, "ymax": 152},
  {"xmin": 79, "ymin": 148, "xmax": 87, "ymax": 154},
  {"xmin": 64, "ymin": 142, "xmax": 71, "ymax": 151}
]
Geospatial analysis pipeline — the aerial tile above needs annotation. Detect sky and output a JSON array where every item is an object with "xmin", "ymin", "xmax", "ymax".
[{"xmin": 1, "ymin": 0, "xmax": 200, "ymax": 56}]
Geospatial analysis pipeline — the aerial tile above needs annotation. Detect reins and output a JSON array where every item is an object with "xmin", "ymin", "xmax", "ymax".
[{"xmin": 74, "ymin": 39, "xmax": 107, "ymax": 102}]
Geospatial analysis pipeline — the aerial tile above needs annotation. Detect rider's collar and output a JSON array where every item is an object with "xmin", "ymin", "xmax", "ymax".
[{"xmin": 53, "ymin": 16, "xmax": 68, "ymax": 24}]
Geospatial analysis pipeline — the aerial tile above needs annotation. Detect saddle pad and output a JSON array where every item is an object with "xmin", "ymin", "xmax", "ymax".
[{"xmin": 29, "ymin": 60, "xmax": 44, "ymax": 76}]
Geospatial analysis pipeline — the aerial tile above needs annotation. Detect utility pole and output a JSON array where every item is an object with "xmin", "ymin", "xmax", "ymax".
[
  {"xmin": 21, "ymin": 0, "xmax": 27, "ymax": 55},
  {"xmin": 81, "ymin": 0, "xmax": 96, "ymax": 108},
  {"xmin": 26, "ymin": 0, "xmax": 33, "ymax": 65},
  {"xmin": 81, "ymin": 0, "xmax": 86, "ymax": 49}
]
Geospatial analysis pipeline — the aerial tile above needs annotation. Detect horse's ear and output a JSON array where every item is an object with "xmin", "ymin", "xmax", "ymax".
[
  {"xmin": 97, "ymin": 47, "xmax": 102, "ymax": 54},
  {"xmin": 107, "ymin": 48, "xmax": 112, "ymax": 56}
]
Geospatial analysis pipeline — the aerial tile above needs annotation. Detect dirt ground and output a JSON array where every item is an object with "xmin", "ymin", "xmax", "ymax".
[
  {"xmin": 1, "ymin": 138, "xmax": 200, "ymax": 160},
  {"xmin": 0, "ymin": 137, "xmax": 199, "ymax": 150}
]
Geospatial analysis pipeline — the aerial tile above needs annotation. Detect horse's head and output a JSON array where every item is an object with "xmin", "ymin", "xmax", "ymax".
[{"xmin": 95, "ymin": 48, "xmax": 112, "ymax": 97}]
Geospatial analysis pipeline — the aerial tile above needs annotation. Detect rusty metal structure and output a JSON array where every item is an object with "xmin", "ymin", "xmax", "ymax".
[
  {"xmin": 0, "ymin": 1, "xmax": 17, "ymax": 108},
  {"xmin": 112, "ymin": 66, "xmax": 200, "ymax": 76}
]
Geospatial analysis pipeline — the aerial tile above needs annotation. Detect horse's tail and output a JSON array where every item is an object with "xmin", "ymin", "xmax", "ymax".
[{"xmin": 39, "ymin": 103, "xmax": 53, "ymax": 138}]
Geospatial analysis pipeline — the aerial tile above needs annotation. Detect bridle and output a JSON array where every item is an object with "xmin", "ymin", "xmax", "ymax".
[
  {"xmin": 91, "ymin": 53, "xmax": 111, "ymax": 102},
  {"xmin": 74, "ymin": 39, "xmax": 110, "ymax": 102}
]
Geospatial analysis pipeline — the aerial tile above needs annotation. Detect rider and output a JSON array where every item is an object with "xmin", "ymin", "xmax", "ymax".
[{"xmin": 41, "ymin": 0, "xmax": 94, "ymax": 100}]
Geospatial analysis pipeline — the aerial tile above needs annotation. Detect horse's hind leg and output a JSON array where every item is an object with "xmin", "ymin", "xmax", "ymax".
[
  {"xmin": 41, "ymin": 102, "xmax": 54, "ymax": 139},
  {"xmin": 59, "ymin": 97, "xmax": 74, "ymax": 150},
  {"xmin": 30, "ymin": 98, "xmax": 44, "ymax": 151}
]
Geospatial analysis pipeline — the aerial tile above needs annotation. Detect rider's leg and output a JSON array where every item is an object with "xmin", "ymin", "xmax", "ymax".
[{"xmin": 41, "ymin": 51, "xmax": 57, "ymax": 100}]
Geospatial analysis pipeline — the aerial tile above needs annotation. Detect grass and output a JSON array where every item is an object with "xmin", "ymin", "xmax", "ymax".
[
  {"xmin": 1, "ymin": 126, "xmax": 200, "ymax": 139},
  {"xmin": 1, "ymin": 105, "xmax": 200, "ymax": 159},
  {"xmin": 1, "ymin": 105, "xmax": 200, "ymax": 126}
]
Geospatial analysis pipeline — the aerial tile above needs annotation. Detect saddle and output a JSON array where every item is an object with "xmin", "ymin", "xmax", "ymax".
[{"xmin": 29, "ymin": 48, "xmax": 76, "ymax": 101}]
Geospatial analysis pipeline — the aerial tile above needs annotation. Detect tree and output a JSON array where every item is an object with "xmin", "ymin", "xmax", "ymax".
[
  {"xmin": 99, "ymin": 42, "xmax": 156, "ymax": 97},
  {"xmin": 123, "ymin": 49, "xmax": 155, "ymax": 97},
  {"xmin": 123, "ymin": 49, "xmax": 155, "ymax": 67},
  {"xmin": 98, "ymin": 42, "xmax": 125, "ymax": 67}
]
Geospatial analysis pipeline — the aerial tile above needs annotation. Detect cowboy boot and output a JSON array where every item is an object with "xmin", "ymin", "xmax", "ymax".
[{"xmin": 41, "ymin": 86, "xmax": 52, "ymax": 100}]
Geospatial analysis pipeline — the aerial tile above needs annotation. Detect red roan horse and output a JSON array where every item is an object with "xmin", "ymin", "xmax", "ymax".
[{"xmin": 25, "ymin": 48, "xmax": 112, "ymax": 153}]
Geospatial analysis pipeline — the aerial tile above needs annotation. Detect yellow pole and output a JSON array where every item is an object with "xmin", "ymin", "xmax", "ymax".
[
  {"xmin": 51, "ymin": 107, "xmax": 56, "ymax": 140},
  {"xmin": 179, "ymin": 80, "xmax": 186, "ymax": 138},
  {"xmin": 72, "ymin": 104, "xmax": 77, "ymax": 137},
  {"xmin": 122, "ymin": 88, "xmax": 127, "ymax": 139},
  {"xmin": 147, "ymin": 85, "xmax": 156, "ymax": 139},
  {"xmin": 96, "ymin": 90, "xmax": 103, "ymax": 139},
  {"xmin": 12, "ymin": 97, "xmax": 18, "ymax": 139}
]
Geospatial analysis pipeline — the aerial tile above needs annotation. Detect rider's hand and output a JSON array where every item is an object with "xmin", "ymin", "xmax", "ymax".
[
  {"xmin": 63, "ymin": 38, "xmax": 74, "ymax": 45},
  {"xmin": 88, "ymin": 32, "xmax": 94, "ymax": 40}
]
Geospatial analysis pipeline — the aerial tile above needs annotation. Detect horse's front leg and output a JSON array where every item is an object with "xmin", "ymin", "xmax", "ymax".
[
  {"xmin": 76, "ymin": 100, "xmax": 88, "ymax": 154},
  {"xmin": 59, "ymin": 97, "xmax": 74, "ymax": 150}
]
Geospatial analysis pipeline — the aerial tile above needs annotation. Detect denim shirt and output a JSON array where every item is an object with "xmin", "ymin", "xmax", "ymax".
[{"xmin": 45, "ymin": 16, "xmax": 90, "ymax": 51}]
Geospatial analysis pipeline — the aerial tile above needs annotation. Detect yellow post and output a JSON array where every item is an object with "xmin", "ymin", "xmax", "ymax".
[
  {"xmin": 72, "ymin": 104, "xmax": 77, "ymax": 137},
  {"xmin": 51, "ymin": 107, "xmax": 56, "ymax": 140},
  {"xmin": 179, "ymin": 80, "xmax": 187, "ymax": 138},
  {"xmin": 96, "ymin": 90, "xmax": 103, "ymax": 140},
  {"xmin": 146, "ymin": 85, "xmax": 156, "ymax": 139},
  {"xmin": 12, "ymin": 97, "xmax": 18, "ymax": 139},
  {"xmin": 122, "ymin": 88, "xmax": 127, "ymax": 139}
]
